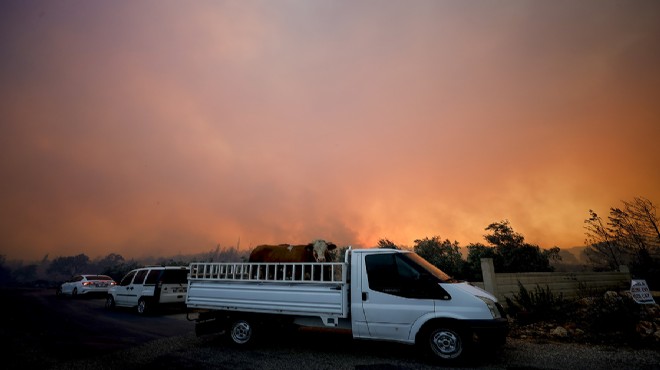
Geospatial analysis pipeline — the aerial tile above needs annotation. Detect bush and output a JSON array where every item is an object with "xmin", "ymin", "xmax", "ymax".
[
  {"xmin": 507, "ymin": 282, "xmax": 660, "ymax": 347},
  {"xmin": 505, "ymin": 281, "xmax": 569, "ymax": 324},
  {"xmin": 573, "ymin": 292, "xmax": 653, "ymax": 344}
]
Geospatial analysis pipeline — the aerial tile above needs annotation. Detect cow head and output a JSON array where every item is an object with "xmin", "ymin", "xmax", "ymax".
[{"xmin": 307, "ymin": 239, "xmax": 337, "ymax": 262}]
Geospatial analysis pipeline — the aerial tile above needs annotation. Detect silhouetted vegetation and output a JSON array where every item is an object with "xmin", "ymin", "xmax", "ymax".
[
  {"xmin": 377, "ymin": 239, "xmax": 400, "ymax": 249},
  {"xmin": 464, "ymin": 220, "xmax": 560, "ymax": 281},
  {"xmin": 413, "ymin": 236, "xmax": 464, "ymax": 278},
  {"xmin": 506, "ymin": 282, "xmax": 658, "ymax": 347},
  {"xmin": 0, "ymin": 255, "xmax": 13, "ymax": 286},
  {"xmin": 0, "ymin": 221, "xmax": 561, "ymax": 286},
  {"xmin": 0, "ymin": 245, "xmax": 249, "ymax": 287},
  {"xmin": 505, "ymin": 282, "xmax": 568, "ymax": 324},
  {"xmin": 2, "ymin": 196, "xmax": 658, "ymax": 289},
  {"xmin": 584, "ymin": 196, "xmax": 660, "ymax": 289}
]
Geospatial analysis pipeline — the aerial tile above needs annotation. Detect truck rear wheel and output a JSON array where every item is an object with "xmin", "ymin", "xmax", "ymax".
[
  {"xmin": 421, "ymin": 325, "xmax": 467, "ymax": 363},
  {"xmin": 229, "ymin": 318, "xmax": 254, "ymax": 345}
]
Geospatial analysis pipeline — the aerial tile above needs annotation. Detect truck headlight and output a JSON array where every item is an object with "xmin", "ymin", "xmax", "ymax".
[{"xmin": 477, "ymin": 296, "xmax": 502, "ymax": 319}]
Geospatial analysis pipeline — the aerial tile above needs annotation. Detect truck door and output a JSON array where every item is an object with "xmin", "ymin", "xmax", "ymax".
[{"xmin": 359, "ymin": 252, "xmax": 436, "ymax": 342}]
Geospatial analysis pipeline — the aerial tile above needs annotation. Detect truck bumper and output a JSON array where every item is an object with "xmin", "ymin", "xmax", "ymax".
[{"xmin": 468, "ymin": 318, "xmax": 509, "ymax": 346}]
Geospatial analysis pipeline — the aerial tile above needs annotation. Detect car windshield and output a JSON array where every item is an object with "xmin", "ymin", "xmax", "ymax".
[{"xmin": 403, "ymin": 252, "xmax": 457, "ymax": 283}]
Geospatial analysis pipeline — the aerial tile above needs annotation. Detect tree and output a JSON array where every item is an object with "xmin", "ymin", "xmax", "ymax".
[
  {"xmin": 622, "ymin": 197, "xmax": 660, "ymax": 289},
  {"xmin": 0, "ymin": 255, "xmax": 11, "ymax": 286},
  {"xmin": 465, "ymin": 220, "xmax": 557, "ymax": 279},
  {"xmin": 585, "ymin": 197, "xmax": 660, "ymax": 288},
  {"xmin": 616, "ymin": 197, "xmax": 660, "ymax": 266},
  {"xmin": 12, "ymin": 264, "xmax": 37, "ymax": 284},
  {"xmin": 377, "ymin": 239, "xmax": 400, "ymax": 249},
  {"xmin": 623, "ymin": 197, "xmax": 660, "ymax": 245},
  {"xmin": 47, "ymin": 254, "xmax": 90, "ymax": 280},
  {"xmin": 94, "ymin": 253, "xmax": 125, "ymax": 274},
  {"xmin": 464, "ymin": 243, "xmax": 496, "ymax": 281},
  {"xmin": 584, "ymin": 210, "xmax": 627, "ymax": 270},
  {"xmin": 584, "ymin": 197, "xmax": 660, "ymax": 271},
  {"xmin": 485, "ymin": 220, "xmax": 556, "ymax": 273},
  {"xmin": 105, "ymin": 259, "xmax": 141, "ymax": 283},
  {"xmin": 413, "ymin": 236, "xmax": 464, "ymax": 278}
]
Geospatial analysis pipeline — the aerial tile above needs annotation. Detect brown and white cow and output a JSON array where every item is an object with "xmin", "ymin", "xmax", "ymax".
[
  {"xmin": 248, "ymin": 240, "xmax": 337, "ymax": 280},
  {"xmin": 248, "ymin": 239, "xmax": 337, "ymax": 263}
]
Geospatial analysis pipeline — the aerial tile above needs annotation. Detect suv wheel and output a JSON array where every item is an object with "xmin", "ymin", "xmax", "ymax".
[
  {"xmin": 137, "ymin": 298, "xmax": 149, "ymax": 315},
  {"xmin": 105, "ymin": 296, "xmax": 116, "ymax": 310}
]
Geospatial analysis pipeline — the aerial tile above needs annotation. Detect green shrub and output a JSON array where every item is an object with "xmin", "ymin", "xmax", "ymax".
[
  {"xmin": 505, "ymin": 281, "xmax": 568, "ymax": 324},
  {"xmin": 577, "ymin": 292, "xmax": 646, "ymax": 343}
]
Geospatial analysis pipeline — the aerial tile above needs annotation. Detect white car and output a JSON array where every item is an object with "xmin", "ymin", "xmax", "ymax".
[
  {"xmin": 56, "ymin": 274, "xmax": 117, "ymax": 297},
  {"xmin": 105, "ymin": 266, "xmax": 189, "ymax": 314}
]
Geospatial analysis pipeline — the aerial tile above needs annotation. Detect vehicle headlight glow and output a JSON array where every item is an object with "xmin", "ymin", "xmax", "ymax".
[{"xmin": 477, "ymin": 296, "xmax": 502, "ymax": 319}]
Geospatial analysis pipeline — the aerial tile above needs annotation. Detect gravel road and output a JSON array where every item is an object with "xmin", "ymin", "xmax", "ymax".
[
  {"xmin": 3, "ymin": 288, "xmax": 659, "ymax": 370},
  {"xmin": 49, "ymin": 328, "xmax": 660, "ymax": 370}
]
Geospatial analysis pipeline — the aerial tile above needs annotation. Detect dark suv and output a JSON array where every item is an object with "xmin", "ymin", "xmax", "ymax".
[{"xmin": 105, "ymin": 266, "xmax": 189, "ymax": 314}]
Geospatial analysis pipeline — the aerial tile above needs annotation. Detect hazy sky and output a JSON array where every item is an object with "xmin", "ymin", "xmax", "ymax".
[{"xmin": 2, "ymin": 1, "xmax": 659, "ymax": 262}]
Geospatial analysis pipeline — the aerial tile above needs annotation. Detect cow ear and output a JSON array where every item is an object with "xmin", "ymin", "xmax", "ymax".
[
  {"xmin": 306, "ymin": 244, "xmax": 314, "ymax": 252},
  {"xmin": 328, "ymin": 243, "xmax": 337, "ymax": 250}
]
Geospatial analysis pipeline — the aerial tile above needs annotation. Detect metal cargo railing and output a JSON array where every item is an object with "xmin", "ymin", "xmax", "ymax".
[{"xmin": 188, "ymin": 262, "xmax": 346, "ymax": 283}]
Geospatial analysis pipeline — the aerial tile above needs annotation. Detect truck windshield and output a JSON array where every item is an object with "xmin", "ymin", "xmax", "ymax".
[{"xmin": 404, "ymin": 253, "xmax": 457, "ymax": 283}]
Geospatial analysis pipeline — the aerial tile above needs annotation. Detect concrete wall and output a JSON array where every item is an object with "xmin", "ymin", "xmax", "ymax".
[{"xmin": 475, "ymin": 258, "xmax": 631, "ymax": 305}]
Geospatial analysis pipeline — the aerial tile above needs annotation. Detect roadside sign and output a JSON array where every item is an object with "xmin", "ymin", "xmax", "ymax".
[{"xmin": 630, "ymin": 279, "xmax": 656, "ymax": 304}]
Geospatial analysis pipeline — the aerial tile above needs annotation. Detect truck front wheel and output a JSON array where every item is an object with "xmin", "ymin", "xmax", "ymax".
[
  {"xmin": 422, "ymin": 325, "xmax": 466, "ymax": 362},
  {"xmin": 229, "ymin": 319, "xmax": 254, "ymax": 345}
]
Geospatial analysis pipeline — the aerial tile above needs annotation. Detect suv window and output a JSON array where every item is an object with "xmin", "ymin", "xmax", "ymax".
[
  {"xmin": 133, "ymin": 270, "xmax": 149, "ymax": 285},
  {"xmin": 145, "ymin": 270, "xmax": 161, "ymax": 285},
  {"xmin": 120, "ymin": 270, "xmax": 137, "ymax": 286},
  {"xmin": 161, "ymin": 269, "xmax": 188, "ymax": 284}
]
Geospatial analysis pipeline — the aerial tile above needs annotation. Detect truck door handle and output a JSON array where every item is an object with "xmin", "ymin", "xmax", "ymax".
[{"xmin": 362, "ymin": 292, "xmax": 368, "ymax": 301}]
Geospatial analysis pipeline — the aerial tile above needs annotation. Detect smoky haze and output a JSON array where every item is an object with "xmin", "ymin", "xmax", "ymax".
[{"xmin": 1, "ymin": 1, "xmax": 659, "ymax": 262}]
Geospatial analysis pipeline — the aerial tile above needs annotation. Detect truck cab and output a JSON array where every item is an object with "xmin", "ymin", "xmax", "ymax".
[{"xmin": 349, "ymin": 248, "xmax": 508, "ymax": 361}]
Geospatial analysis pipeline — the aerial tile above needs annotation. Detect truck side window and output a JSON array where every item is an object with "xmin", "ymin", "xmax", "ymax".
[{"xmin": 365, "ymin": 254, "xmax": 398, "ymax": 293}]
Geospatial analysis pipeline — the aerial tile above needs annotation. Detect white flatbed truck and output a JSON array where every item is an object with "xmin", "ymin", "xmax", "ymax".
[{"xmin": 186, "ymin": 247, "xmax": 508, "ymax": 363}]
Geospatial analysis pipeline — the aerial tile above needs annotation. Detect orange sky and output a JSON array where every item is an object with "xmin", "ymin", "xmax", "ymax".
[{"xmin": 1, "ymin": 1, "xmax": 659, "ymax": 262}]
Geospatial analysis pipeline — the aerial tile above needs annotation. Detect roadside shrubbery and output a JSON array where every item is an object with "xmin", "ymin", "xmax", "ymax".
[
  {"xmin": 505, "ymin": 282, "xmax": 570, "ymax": 324},
  {"xmin": 505, "ymin": 282, "xmax": 660, "ymax": 348}
]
